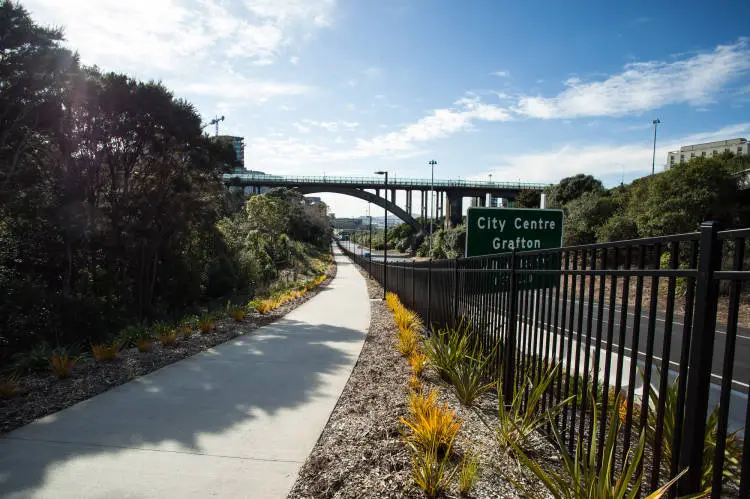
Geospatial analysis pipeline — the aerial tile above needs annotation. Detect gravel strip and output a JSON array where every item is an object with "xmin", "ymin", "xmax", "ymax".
[
  {"xmin": 289, "ymin": 269, "xmax": 557, "ymax": 498},
  {"xmin": 0, "ymin": 263, "xmax": 336, "ymax": 435}
]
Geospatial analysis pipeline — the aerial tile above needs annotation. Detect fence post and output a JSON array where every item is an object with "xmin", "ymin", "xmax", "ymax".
[
  {"xmin": 678, "ymin": 221, "xmax": 723, "ymax": 495},
  {"xmin": 412, "ymin": 261, "xmax": 415, "ymax": 311},
  {"xmin": 427, "ymin": 259, "xmax": 432, "ymax": 330},
  {"xmin": 502, "ymin": 250, "xmax": 518, "ymax": 401},
  {"xmin": 452, "ymin": 257, "xmax": 460, "ymax": 326}
]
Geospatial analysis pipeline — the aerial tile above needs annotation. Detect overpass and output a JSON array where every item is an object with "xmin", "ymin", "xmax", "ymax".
[{"xmin": 222, "ymin": 173, "xmax": 549, "ymax": 231}]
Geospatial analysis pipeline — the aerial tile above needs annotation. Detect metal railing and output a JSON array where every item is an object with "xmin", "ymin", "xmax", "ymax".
[
  {"xmin": 339, "ymin": 221, "xmax": 750, "ymax": 498},
  {"xmin": 223, "ymin": 173, "xmax": 549, "ymax": 191}
]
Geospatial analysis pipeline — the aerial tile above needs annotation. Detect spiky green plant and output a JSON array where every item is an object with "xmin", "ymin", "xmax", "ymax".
[
  {"xmin": 458, "ymin": 451, "xmax": 480, "ymax": 495},
  {"xmin": 643, "ymin": 371, "xmax": 742, "ymax": 493},
  {"xmin": 408, "ymin": 439, "xmax": 458, "ymax": 498},
  {"xmin": 448, "ymin": 350, "xmax": 495, "ymax": 406},
  {"xmin": 422, "ymin": 321, "xmax": 474, "ymax": 382},
  {"xmin": 495, "ymin": 364, "xmax": 573, "ymax": 453},
  {"xmin": 502, "ymin": 395, "xmax": 687, "ymax": 499}
]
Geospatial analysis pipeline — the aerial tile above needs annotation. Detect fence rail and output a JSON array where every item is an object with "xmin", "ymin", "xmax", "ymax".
[{"xmin": 338, "ymin": 221, "xmax": 750, "ymax": 498}]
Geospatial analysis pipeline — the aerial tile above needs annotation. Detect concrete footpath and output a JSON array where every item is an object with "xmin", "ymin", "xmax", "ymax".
[{"xmin": 0, "ymin": 248, "xmax": 369, "ymax": 498}]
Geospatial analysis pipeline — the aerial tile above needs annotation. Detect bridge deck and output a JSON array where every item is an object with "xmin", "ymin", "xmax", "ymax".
[{"xmin": 223, "ymin": 173, "xmax": 548, "ymax": 191}]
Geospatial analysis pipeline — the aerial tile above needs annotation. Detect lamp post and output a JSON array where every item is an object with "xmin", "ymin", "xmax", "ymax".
[
  {"xmin": 375, "ymin": 170, "xmax": 388, "ymax": 299},
  {"xmin": 428, "ymin": 160, "xmax": 437, "ymax": 255},
  {"xmin": 651, "ymin": 118, "xmax": 660, "ymax": 175},
  {"xmin": 368, "ymin": 202, "xmax": 373, "ymax": 277}
]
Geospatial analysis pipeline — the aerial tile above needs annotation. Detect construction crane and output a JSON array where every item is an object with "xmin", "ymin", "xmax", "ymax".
[{"xmin": 201, "ymin": 115, "xmax": 225, "ymax": 136}]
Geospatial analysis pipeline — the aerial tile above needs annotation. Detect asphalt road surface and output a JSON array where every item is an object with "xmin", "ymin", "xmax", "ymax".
[{"xmin": 465, "ymin": 290, "xmax": 750, "ymax": 392}]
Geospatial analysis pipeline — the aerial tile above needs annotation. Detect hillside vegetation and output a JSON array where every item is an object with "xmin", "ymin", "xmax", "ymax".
[{"xmin": 0, "ymin": 3, "xmax": 331, "ymax": 364}]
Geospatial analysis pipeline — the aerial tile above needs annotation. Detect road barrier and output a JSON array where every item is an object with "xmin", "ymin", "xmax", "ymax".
[{"xmin": 339, "ymin": 221, "xmax": 750, "ymax": 498}]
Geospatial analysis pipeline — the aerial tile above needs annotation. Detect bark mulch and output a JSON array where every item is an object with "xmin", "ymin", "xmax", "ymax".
[
  {"xmin": 289, "ymin": 270, "xmax": 558, "ymax": 498},
  {"xmin": 0, "ymin": 263, "xmax": 336, "ymax": 435}
]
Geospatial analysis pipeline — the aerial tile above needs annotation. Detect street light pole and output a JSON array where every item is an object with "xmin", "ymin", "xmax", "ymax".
[
  {"xmin": 368, "ymin": 202, "xmax": 373, "ymax": 277},
  {"xmin": 428, "ymin": 160, "xmax": 437, "ymax": 255},
  {"xmin": 375, "ymin": 171, "xmax": 388, "ymax": 299},
  {"xmin": 652, "ymin": 118, "xmax": 661, "ymax": 175}
]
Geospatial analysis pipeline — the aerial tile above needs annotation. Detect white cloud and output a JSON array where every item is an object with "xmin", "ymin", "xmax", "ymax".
[
  {"xmin": 485, "ymin": 122, "xmax": 750, "ymax": 183},
  {"xmin": 350, "ymin": 96, "xmax": 512, "ymax": 157},
  {"xmin": 293, "ymin": 122, "xmax": 311, "ymax": 133},
  {"xmin": 290, "ymin": 56, "xmax": 300, "ymax": 64},
  {"xmin": 298, "ymin": 119, "xmax": 360, "ymax": 132},
  {"xmin": 515, "ymin": 38, "xmax": 750, "ymax": 119},
  {"xmin": 491, "ymin": 70, "xmax": 510, "ymax": 77},
  {"xmin": 24, "ymin": 0, "xmax": 335, "ymax": 73},
  {"xmin": 174, "ymin": 70, "xmax": 310, "ymax": 104}
]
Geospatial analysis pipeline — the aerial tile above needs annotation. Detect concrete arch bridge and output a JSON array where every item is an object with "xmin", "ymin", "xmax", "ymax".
[{"xmin": 223, "ymin": 173, "xmax": 549, "ymax": 231}]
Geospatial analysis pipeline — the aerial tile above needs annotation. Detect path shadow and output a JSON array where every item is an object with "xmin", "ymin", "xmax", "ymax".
[{"xmin": 0, "ymin": 315, "xmax": 365, "ymax": 496}]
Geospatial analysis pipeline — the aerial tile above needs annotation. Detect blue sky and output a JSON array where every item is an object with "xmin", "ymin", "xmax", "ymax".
[{"xmin": 23, "ymin": 0, "xmax": 750, "ymax": 217}]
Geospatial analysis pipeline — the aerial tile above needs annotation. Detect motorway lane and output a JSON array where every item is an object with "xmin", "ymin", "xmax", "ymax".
[{"xmin": 465, "ymin": 290, "xmax": 750, "ymax": 391}]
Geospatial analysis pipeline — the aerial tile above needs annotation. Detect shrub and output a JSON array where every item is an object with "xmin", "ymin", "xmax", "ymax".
[
  {"xmin": 458, "ymin": 451, "xmax": 480, "ymax": 495},
  {"xmin": 226, "ymin": 301, "xmax": 246, "ymax": 322},
  {"xmin": 408, "ymin": 375, "xmax": 423, "ymax": 393},
  {"xmin": 199, "ymin": 313, "xmax": 216, "ymax": 333},
  {"xmin": 495, "ymin": 364, "xmax": 573, "ymax": 453},
  {"xmin": 254, "ymin": 300, "xmax": 275, "ymax": 314},
  {"xmin": 408, "ymin": 388, "xmax": 438, "ymax": 420},
  {"xmin": 502, "ymin": 395, "xmax": 686, "ymax": 498},
  {"xmin": 49, "ymin": 349, "xmax": 78, "ymax": 379},
  {"xmin": 408, "ymin": 351, "xmax": 427, "ymax": 377},
  {"xmin": 397, "ymin": 327, "xmax": 418, "ymax": 357},
  {"xmin": 409, "ymin": 439, "xmax": 457, "ymax": 498},
  {"xmin": 422, "ymin": 322, "xmax": 473, "ymax": 382},
  {"xmin": 158, "ymin": 330, "xmax": 178, "ymax": 346},
  {"xmin": 136, "ymin": 339, "xmax": 154, "ymax": 353},
  {"xmin": 0, "ymin": 375, "xmax": 21, "ymax": 398},
  {"xmin": 643, "ymin": 372, "xmax": 742, "ymax": 492},
  {"xmin": 448, "ymin": 352, "xmax": 494, "ymax": 406},
  {"xmin": 385, "ymin": 292, "xmax": 401, "ymax": 311},
  {"xmin": 179, "ymin": 316, "xmax": 198, "ymax": 337},
  {"xmin": 401, "ymin": 390, "xmax": 461, "ymax": 453},
  {"xmin": 91, "ymin": 341, "xmax": 121, "ymax": 361},
  {"xmin": 394, "ymin": 307, "xmax": 423, "ymax": 334}
]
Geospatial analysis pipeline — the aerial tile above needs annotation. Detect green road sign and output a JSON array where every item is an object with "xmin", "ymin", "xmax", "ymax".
[{"xmin": 465, "ymin": 207, "xmax": 564, "ymax": 258}]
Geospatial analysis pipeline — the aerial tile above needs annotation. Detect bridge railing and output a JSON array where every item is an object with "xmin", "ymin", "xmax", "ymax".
[
  {"xmin": 338, "ymin": 223, "xmax": 750, "ymax": 498},
  {"xmin": 222, "ymin": 173, "xmax": 549, "ymax": 190}
]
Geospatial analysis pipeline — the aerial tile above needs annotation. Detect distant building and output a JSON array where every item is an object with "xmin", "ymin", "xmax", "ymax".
[
  {"xmin": 216, "ymin": 135, "xmax": 245, "ymax": 167},
  {"xmin": 666, "ymin": 138, "xmax": 748, "ymax": 169}
]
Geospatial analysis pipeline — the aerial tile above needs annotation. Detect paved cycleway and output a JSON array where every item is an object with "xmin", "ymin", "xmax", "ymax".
[{"xmin": 0, "ymin": 247, "xmax": 369, "ymax": 498}]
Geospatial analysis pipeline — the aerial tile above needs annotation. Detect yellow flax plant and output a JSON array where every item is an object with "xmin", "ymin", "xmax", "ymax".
[
  {"xmin": 49, "ymin": 349, "xmax": 78, "ymax": 379},
  {"xmin": 0, "ymin": 375, "xmax": 21, "ymax": 398},
  {"xmin": 91, "ymin": 341, "xmax": 121, "ymax": 361},
  {"xmin": 408, "ymin": 375, "xmax": 423, "ymax": 393},
  {"xmin": 401, "ymin": 389, "xmax": 462, "ymax": 454},
  {"xmin": 385, "ymin": 291, "xmax": 401, "ymax": 311},
  {"xmin": 394, "ymin": 307, "xmax": 423, "ymax": 334},
  {"xmin": 408, "ymin": 350, "xmax": 427, "ymax": 377}
]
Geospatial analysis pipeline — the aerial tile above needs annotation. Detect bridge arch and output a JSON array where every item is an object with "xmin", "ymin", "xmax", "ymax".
[{"xmin": 295, "ymin": 186, "xmax": 422, "ymax": 232}]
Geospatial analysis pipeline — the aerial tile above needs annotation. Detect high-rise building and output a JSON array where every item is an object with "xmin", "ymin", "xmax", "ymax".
[
  {"xmin": 230, "ymin": 136, "xmax": 244, "ymax": 167},
  {"xmin": 666, "ymin": 138, "xmax": 748, "ymax": 169},
  {"xmin": 215, "ymin": 135, "xmax": 245, "ymax": 167}
]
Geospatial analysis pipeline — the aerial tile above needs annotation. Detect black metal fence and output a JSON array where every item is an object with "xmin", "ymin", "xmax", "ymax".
[{"xmin": 338, "ymin": 221, "xmax": 750, "ymax": 498}]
